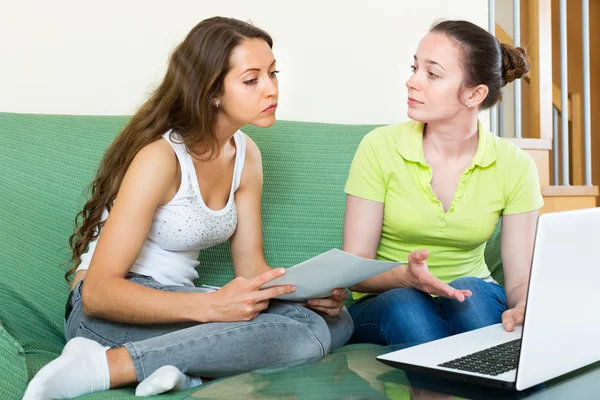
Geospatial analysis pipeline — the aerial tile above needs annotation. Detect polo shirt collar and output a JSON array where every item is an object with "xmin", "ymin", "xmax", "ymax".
[
  {"xmin": 395, "ymin": 120, "xmax": 496, "ymax": 168},
  {"xmin": 472, "ymin": 120, "xmax": 496, "ymax": 167}
]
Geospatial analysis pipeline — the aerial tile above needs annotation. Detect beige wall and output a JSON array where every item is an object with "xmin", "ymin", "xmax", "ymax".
[{"xmin": 0, "ymin": 0, "xmax": 489, "ymax": 126}]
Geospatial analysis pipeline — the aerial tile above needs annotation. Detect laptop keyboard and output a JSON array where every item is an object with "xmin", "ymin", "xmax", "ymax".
[{"xmin": 438, "ymin": 339, "xmax": 521, "ymax": 376}]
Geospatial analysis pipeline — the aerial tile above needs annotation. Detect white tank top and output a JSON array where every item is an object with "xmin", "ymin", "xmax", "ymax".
[{"xmin": 76, "ymin": 130, "xmax": 247, "ymax": 286}]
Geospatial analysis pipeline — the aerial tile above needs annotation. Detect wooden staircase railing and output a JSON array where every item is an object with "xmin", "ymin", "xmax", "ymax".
[
  {"xmin": 493, "ymin": 3, "xmax": 598, "ymax": 213},
  {"xmin": 498, "ymin": 23, "xmax": 588, "ymax": 186}
]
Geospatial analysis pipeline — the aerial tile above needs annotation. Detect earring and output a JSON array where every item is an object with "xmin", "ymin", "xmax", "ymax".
[
  {"xmin": 214, "ymin": 101, "xmax": 220, "ymax": 108},
  {"xmin": 466, "ymin": 102, "xmax": 472, "ymax": 108}
]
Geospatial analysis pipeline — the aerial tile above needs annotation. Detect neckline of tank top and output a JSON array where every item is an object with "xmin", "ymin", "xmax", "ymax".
[{"xmin": 182, "ymin": 131, "xmax": 242, "ymax": 217}]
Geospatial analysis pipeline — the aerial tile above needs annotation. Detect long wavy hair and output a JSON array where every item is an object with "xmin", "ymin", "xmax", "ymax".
[{"xmin": 65, "ymin": 17, "xmax": 273, "ymax": 282}]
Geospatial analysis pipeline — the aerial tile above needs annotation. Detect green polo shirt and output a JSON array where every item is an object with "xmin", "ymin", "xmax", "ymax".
[{"xmin": 345, "ymin": 120, "xmax": 544, "ymax": 300}]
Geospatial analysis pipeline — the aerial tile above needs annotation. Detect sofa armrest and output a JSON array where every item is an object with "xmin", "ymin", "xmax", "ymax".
[{"xmin": 0, "ymin": 323, "xmax": 28, "ymax": 399}]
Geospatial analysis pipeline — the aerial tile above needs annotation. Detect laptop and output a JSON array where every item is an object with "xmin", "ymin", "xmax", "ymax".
[{"xmin": 377, "ymin": 207, "xmax": 600, "ymax": 391}]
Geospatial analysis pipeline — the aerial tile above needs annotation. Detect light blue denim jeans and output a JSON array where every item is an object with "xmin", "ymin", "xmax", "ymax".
[{"xmin": 65, "ymin": 273, "xmax": 354, "ymax": 381}]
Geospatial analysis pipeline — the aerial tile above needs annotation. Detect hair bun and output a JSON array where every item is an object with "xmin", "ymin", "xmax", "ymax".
[{"xmin": 500, "ymin": 42, "xmax": 530, "ymax": 86}]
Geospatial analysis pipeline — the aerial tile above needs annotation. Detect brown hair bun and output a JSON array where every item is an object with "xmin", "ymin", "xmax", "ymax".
[{"xmin": 500, "ymin": 42, "xmax": 530, "ymax": 86}]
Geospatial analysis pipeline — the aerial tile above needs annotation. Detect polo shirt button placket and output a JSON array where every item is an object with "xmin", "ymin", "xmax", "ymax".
[
  {"xmin": 453, "ymin": 192, "xmax": 463, "ymax": 212},
  {"xmin": 439, "ymin": 218, "xmax": 448, "ymax": 232}
]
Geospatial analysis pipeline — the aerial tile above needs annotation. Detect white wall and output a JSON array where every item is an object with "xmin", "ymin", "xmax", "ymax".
[{"xmin": 0, "ymin": 0, "xmax": 488, "ymax": 125}]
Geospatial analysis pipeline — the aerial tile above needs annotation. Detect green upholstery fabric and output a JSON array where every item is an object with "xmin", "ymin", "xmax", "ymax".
[
  {"xmin": 485, "ymin": 219, "xmax": 504, "ymax": 286},
  {"xmin": 0, "ymin": 112, "xmax": 503, "ymax": 399},
  {"xmin": 0, "ymin": 325, "xmax": 28, "ymax": 400}
]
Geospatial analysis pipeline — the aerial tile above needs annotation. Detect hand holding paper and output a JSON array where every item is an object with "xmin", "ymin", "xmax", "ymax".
[
  {"xmin": 260, "ymin": 249, "xmax": 405, "ymax": 302},
  {"xmin": 207, "ymin": 268, "xmax": 296, "ymax": 321},
  {"xmin": 305, "ymin": 288, "xmax": 348, "ymax": 316}
]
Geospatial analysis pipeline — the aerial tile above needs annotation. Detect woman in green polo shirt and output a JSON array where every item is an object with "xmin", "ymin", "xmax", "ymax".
[{"xmin": 342, "ymin": 20, "xmax": 543, "ymax": 347}]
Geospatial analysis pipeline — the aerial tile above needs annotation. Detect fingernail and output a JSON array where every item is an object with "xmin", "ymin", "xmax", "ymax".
[{"xmin": 291, "ymin": 286, "xmax": 296, "ymax": 292}]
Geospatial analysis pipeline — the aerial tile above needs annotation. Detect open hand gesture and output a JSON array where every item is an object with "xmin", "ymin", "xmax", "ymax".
[{"xmin": 402, "ymin": 250, "xmax": 472, "ymax": 301}]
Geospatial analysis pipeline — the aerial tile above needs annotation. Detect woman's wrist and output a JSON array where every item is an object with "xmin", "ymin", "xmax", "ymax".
[
  {"xmin": 182, "ymin": 292, "xmax": 217, "ymax": 323},
  {"xmin": 505, "ymin": 282, "xmax": 528, "ymax": 309},
  {"xmin": 391, "ymin": 264, "xmax": 411, "ymax": 288}
]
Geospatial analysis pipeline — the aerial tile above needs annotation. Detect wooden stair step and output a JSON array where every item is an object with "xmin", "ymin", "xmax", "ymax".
[
  {"xmin": 542, "ymin": 186, "xmax": 599, "ymax": 197},
  {"xmin": 541, "ymin": 185, "xmax": 598, "ymax": 214}
]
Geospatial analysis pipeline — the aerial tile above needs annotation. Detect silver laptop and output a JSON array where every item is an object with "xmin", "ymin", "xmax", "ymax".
[{"xmin": 377, "ymin": 207, "xmax": 600, "ymax": 391}]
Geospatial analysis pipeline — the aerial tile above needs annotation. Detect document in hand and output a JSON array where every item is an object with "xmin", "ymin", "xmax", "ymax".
[{"xmin": 260, "ymin": 249, "xmax": 405, "ymax": 302}]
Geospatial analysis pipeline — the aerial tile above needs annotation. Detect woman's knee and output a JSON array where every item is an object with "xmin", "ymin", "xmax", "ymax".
[
  {"xmin": 324, "ymin": 307, "xmax": 354, "ymax": 351},
  {"xmin": 441, "ymin": 277, "xmax": 506, "ymax": 333},
  {"xmin": 448, "ymin": 276, "xmax": 488, "ymax": 292},
  {"xmin": 375, "ymin": 288, "xmax": 437, "ymax": 317},
  {"xmin": 351, "ymin": 288, "xmax": 448, "ymax": 346},
  {"xmin": 299, "ymin": 310, "xmax": 332, "ymax": 357},
  {"xmin": 448, "ymin": 276, "xmax": 506, "ymax": 307},
  {"xmin": 351, "ymin": 288, "xmax": 433, "ymax": 323},
  {"xmin": 268, "ymin": 302, "xmax": 332, "ymax": 357}
]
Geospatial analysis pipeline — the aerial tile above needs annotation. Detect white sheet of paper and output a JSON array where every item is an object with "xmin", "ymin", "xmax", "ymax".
[{"xmin": 260, "ymin": 249, "xmax": 405, "ymax": 302}]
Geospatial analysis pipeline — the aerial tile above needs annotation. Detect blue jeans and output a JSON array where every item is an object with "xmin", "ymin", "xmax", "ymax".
[
  {"xmin": 348, "ymin": 276, "xmax": 506, "ymax": 346},
  {"xmin": 65, "ymin": 273, "xmax": 354, "ymax": 381}
]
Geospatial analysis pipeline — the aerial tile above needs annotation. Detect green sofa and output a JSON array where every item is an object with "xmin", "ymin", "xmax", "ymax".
[{"xmin": 0, "ymin": 112, "xmax": 504, "ymax": 399}]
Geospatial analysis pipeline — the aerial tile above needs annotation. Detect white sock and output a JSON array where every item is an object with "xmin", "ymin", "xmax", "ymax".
[
  {"xmin": 22, "ymin": 337, "xmax": 111, "ymax": 400},
  {"xmin": 135, "ymin": 365, "xmax": 203, "ymax": 397}
]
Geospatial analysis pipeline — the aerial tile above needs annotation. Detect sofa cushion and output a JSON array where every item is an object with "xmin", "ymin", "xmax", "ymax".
[
  {"xmin": 0, "ymin": 325, "xmax": 28, "ymax": 399},
  {"xmin": 0, "ymin": 113, "xmax": 130, "ymax": 355},
  {"xmin": 484, "ymin": 218, "xmax": 504, "ymax": 286}
]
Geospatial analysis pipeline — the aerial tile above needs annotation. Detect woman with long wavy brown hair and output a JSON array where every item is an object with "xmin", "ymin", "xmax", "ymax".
[{"xmin": 24, "ymin": 17, "xmax": 353, "ymax": 400}]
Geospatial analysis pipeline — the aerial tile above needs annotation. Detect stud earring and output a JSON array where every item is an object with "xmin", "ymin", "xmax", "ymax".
[
  {"xmin": 214, "ymin": 101, "xmax": 220, "ymax": 108},
  {"xmin": 466, "ymin": 102, "xmax": 472, "ymax": 108}
]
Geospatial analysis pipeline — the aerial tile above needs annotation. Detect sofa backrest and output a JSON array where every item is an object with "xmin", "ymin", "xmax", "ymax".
[{"xmin": 0, "ymin": 112, "xmax": 502, "ymax": 353}]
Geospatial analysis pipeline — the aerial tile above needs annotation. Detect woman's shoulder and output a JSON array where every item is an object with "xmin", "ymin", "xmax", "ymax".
[
  {"xmin": 235, "ymin": 131, "xmax": 262, "ymax": 190},
  {"xmin": 487, "ymin": 132, "xmax": 536, "ymax": 172},
  {"xmin": 124, "ymin": 138, "xmax": 179, "ymax": 199},
  {"xmin": 361, "ymin": 120, "xmax": 422, "ymax": 147},
  {"xmin": 135, "ymin": 137, "xmax": 178, "ymax": 168}
]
